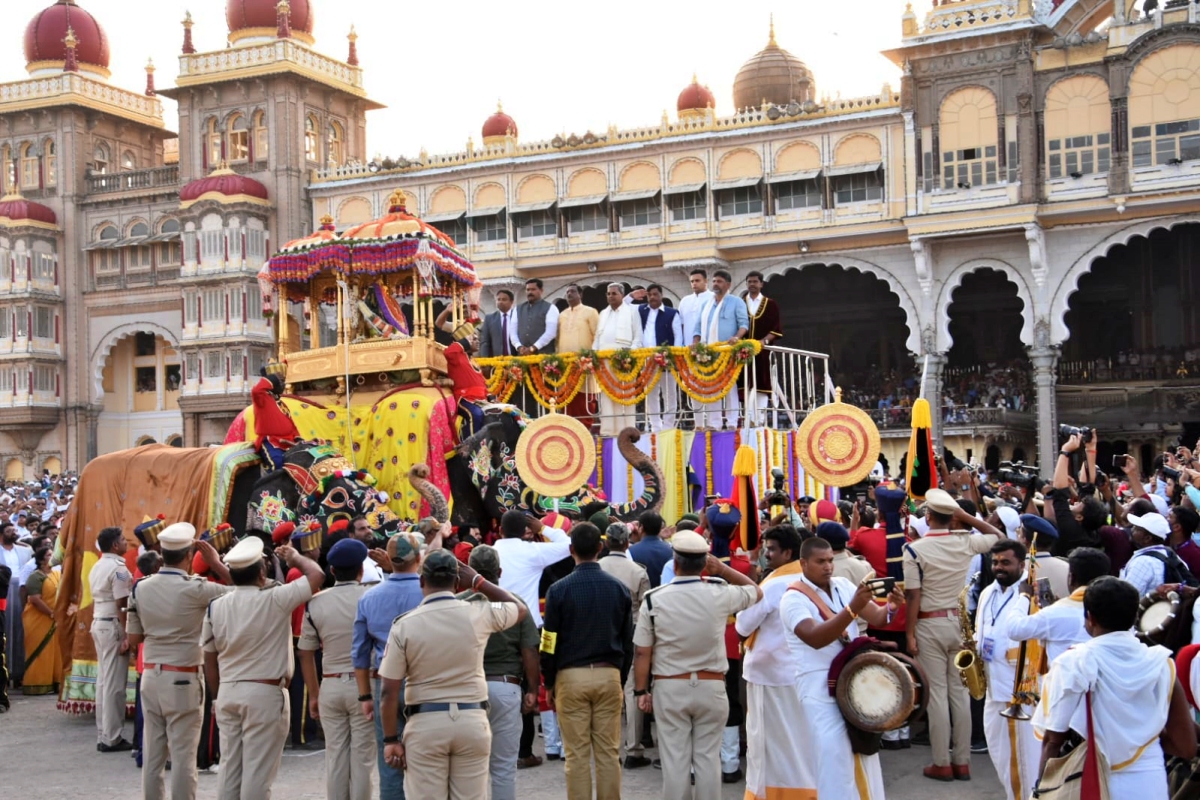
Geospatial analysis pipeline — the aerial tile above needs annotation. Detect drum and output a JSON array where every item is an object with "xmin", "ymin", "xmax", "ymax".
[
  {"xmin": 835, "ymin": 650, "xmax": 929, "ymax": 733},
  {"xmin": 1136, "ymin": 591, "xmax": 1180, "ymax": 644}
]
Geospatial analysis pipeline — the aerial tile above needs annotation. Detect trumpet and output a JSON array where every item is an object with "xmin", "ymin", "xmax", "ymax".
[
  {"xmin": 954, "ymin": 574, "xmax": 987, "ymax": 701},
  {"xmin": 1001, "ymin": 545, "xmax": 1047, "ymax": 720}
]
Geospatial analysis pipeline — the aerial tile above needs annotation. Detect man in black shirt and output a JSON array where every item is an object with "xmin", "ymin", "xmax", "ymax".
[{"xmin": 541, "ymin": 522, "xmax": 633, "ymax": 800}]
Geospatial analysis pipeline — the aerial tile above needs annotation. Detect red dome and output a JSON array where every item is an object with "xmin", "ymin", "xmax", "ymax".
[
  {"xmin": 0, "ymin": 197, "xmax": 57, "ymax": 226},
  {"xmin": 482, "ymin": 107, "xmax": 518, "ymax": 140},
  {"xmin": 24, "ymin": 1, "xmax": 110, "ymax": 71},
  {"xmin": 227, "ymin": 0, "xmax": 314, "ymax": 37},
  {"xmin": 180, "ymin": 170, "xmax": 270, "ymax": 205},
  {"xmin": 677, "ymin": 79, "xmax": 716, "ymax": 113}
]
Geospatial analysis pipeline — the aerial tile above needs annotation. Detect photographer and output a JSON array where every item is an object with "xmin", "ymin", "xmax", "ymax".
[{"xmin": 1048, "ymin": 433, "xmax": 1101, "ymax": 557}]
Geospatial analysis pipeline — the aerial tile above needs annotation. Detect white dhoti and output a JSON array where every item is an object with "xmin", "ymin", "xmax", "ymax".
[
  {"xmin": 696, "ymin": 391, "xmax": 738, "ymax": 430},
  {"xmin": 645, "ymin": 373, "xmax": 678, "ymax": 432},
  {"xmin": 1109, "ymin": 741, "xmax": 1169, "ymax": 798},
  {"xmin": 794, "ymin": 689, "xmax": 884, "ymax": 799},
  {"xmin": 598, "ymin": 395, "xmax": 637, "ymax": 437},
  {"xmin": 983, "ymin": 700, "xmax": 1041, "ymax": 800},
  {"xmin": 744, "ymin": 682, "xmax": 814, "ymax": 799}
]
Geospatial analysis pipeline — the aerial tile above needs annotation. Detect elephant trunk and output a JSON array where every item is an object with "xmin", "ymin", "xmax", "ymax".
[
  {"xmin": 610, "ymin": 427, "xmax": 664, "ymax": 522},
  {"xmin": 408, "ymin": 464, "xmax": 449, "ymax": 523}
]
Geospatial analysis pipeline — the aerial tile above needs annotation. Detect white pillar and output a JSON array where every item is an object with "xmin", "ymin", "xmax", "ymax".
[{"xmin": 1030, "ymin": 345, "xmax": 1060, "ymax": 477}]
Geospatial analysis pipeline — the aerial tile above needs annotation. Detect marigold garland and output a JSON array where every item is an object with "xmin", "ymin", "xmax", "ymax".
[
  {"xmin": 595, "ymin": 435, "xmax": 603, "ymax": 489},
  {"xmin": 675, "ymin": 431, "xmax": 685, "ymax": 520},
  {"xmin": 705, "ymin": 431, "xmax": 714, "ymax": 495}
]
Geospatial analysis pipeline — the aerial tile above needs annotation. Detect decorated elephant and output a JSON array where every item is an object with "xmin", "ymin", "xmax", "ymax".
[
  {"xmin": 247, "ymin": 440, "xmax": 406, "ymax": 536},
  {"xmin": 447, "ymin": 405, "xmax": 662, "ymax": 526}
]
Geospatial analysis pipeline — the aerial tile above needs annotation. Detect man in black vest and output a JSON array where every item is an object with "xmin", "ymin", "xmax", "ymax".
[
  {"xmin": 512, "ymin": 278, "xmax": 559, "ymax": 355},
  {"xmin": 638, "ymin": 285, "xmax": 684, "ymax": 432}
]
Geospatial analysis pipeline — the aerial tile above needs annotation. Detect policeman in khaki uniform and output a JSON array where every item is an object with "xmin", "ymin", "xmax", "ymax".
[
  {"xmin": 378, "ymin": 549, "xmax": 527, "ymax": 800},
  {"xmin": 632, "ymin": 531, "xmax": 762, "ymax": 800},
  {"xmin": 202, "ymin": 536, "xmax": 324, "ymax": 800},
  {"xmin": 126, "ymin": 523, "xmax": 233, "ymax": 800},
  {"xmin": 298, "ymin": 538, "xmax": 375, "ymax": 800},
  {"xmin": 90, "ymin": 526, "xmax": 134, "ymax": 752}
]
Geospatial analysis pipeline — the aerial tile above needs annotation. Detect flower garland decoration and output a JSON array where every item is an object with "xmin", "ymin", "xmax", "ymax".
[
  {"xmin": 675, "ymin": 431, "xmax": 685, "ymax": 521},
  {"xmin": 627, "ymin": 459, "xmax": 634, "ymax": 503},
  {"xmin": 705, "ymin": 430, "xmax": 714, "ymax": 495},
  {"xmin": 595, "ymin": 435, "xmax": 603, "ymax": 490}
]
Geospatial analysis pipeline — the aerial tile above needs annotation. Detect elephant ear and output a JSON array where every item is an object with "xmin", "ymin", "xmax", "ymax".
[{"xmin": 284, "ymin": 463, "xmax": 319, "ymax": 496}]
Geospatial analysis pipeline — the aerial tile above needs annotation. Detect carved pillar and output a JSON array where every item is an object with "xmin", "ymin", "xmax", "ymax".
[
  {"xmin": 1109, "ymin": 95, "xmax": 1130, "ymax": 196},
  {"xmin": 1030, "ymin": 344, "xmax": 1060, "ymax": 477},
  {"xmin": 920, "ymin": 351, "xmax": 949, "ymax": 454},
  {"xmin": 86, "ymin": 406, "xmax": 101, "ymax": 463}
]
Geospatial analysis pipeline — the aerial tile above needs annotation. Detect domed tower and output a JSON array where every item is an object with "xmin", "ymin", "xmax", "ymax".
[
  {"xmin": 733, "ymin": 18, "xmax": 816, "ymax": 110},
  {"xmin": 677, "ymin": 75, "xmax": 716, "ymax": 121},
  {"xmin": 482, "ymin": 102, "xmax": 518, "ymax": 147},
  {"xmin": 226, "ymin": 0, "xmax": 315, "ymax": 45},
  {"xmin": 24, "ymin": 0, "xmax": 110, "ymax": 79}
]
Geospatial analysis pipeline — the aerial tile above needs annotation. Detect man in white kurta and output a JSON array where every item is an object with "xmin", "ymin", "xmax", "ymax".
[
  {"xmin": 734, "ymin": 528, "xmax": 807, "ymax": 800},
  {"xmin": 592, "ymin": 283, "xmax": 641, "ymax": 437},
  {"xmin": 974, "ymin": 541, "xmax": 1041, "ymax": 800},
  {"xmin": 1033, "ymin": 577, "xmax": 1177, "ymax": 798},
  {"xmin": 1007, "ymin": 546, "xmax": 1109, "ymax": 666},
  {"xmin": 778, "ymin": 538, "xmax": 889, "ymax": 800}
]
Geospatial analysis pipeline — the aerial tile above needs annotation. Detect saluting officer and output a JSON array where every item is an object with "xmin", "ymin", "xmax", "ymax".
[
  {"xmin": 126, "ymin": 523, "xmax": 233, "ymax": 800},
  {"xmin": 378, "ymin": 549, "xmax": 527, "ymax": 800},
  {"xmin": 298, "ymin": 538, "xmax": 375, "ymax": 800},
  {"xmin": 90, "ymin": 526, "xmax": 134, "ymax": 752},
  {"xmin": 632, "ymin": 531, "xmax": 762, "ymax": 800},
  {"xmin": 202, "ymin": 536, "xmax": 324, "ymax": 800}
]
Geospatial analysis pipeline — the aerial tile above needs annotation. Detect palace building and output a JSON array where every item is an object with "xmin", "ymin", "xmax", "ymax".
[{"xmin": 0, "ymin": 0, "xmax": 1198, "ymax": 479}]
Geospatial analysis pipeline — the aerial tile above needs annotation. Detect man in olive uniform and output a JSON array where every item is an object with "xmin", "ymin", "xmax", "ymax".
[
  {"xmin": 632, "ymin": 531, "xmax": 762, "ymax": 800},
  {"xmin": 90, "ymin": 526, "xmax": 134, "ymax": 752},
  {"xmin": 202, "ymin": 536, "xmax": 324, "ymax": 800},
  {"xmin": 126, "ymin": 523, "xmax": 232, "ymax": 800},
  {"xmin": 378, "ymin": 549, "xmax": 527, "ymax": 800},
  {"xmin": 298, "ymin": 538, "xmax": 375, "ymax": 800}
]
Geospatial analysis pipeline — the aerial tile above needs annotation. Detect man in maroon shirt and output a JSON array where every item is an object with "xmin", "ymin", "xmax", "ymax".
[{"xmin": 1169, "ymin": 506, "xmax": 1200, "ymax": 578}]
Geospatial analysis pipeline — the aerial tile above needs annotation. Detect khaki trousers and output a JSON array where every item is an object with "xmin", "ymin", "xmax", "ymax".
[
  {"xmin": 402, "ymin": 706, "xmax": 491, "ymax": 800},
  {"xmin": 653, "ymin": 676, "xmax": 727, "ymax": 800},
  {"xmin": 622, "ymin": 667, "xmax": 644, "ymax": 758},
  {"xmin": 320, "ymin": 676, "xmax": 375, "ymax": 800},
  {"xmin": 91, "ymin": 618, "xmax": 129, "ymax": 746},
  {"xmin": 916, "ymin": 616, "xmax": 972, "ymax": 767},
  {"xmin": 141, "ymin": 667, "xmax": 205, "ymax": 800},
  {"xmin": 215, "ymin": 681, "xmax": 289, "ymax": 800},
  {"xmin": 555, "ymin": 666, "xmax": 623, "ymax": 800}
]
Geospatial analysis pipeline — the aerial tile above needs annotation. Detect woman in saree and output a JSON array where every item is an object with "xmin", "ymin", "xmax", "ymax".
[{"xmin": 20, "ymin": 547, "xmax": 61, "ymax": 695}]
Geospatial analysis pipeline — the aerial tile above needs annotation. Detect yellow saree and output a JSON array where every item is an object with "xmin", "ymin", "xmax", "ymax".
[{"xmin": 22, "ymin": 568, "xmax": 61, "ymax": 695}]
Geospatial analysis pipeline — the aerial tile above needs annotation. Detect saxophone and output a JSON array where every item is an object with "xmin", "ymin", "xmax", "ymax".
[{"xmin": 953, "ymin": 574, "xmax": 987, "ymax": 701}]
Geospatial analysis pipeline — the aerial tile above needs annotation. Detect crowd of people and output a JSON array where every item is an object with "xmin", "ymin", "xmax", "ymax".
[
  {"xmin": 1059, "ymin": 346, "xmax": 1200, "ymax": 384},
  {"xmin": 841, "ymin": 360, "xmax": 1032, "ymax": 427}
]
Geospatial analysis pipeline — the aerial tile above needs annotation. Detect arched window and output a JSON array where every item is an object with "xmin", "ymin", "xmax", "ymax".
[
  {"xmin": 938, "ymin": 87, "xmax": 999, "ymax": 189},
  {"xmin": 1045, "ymin": 76, "xmax": 1111, "ymax": 178},
  {"xmin": 305, "ymin": 115, "xmax": 320, "ymax": 163},
  {"xmin": 93, "ymin": 143, "xmax": 109, "ymax": 174},
  {"xmin": 128, "ymin": 221, "xmax": 151, "ymax": 269},
  {"xmin": 122, "ymin": 151, "xmax": 137, "ymax": 171},
  {"xmin": 166, "ymin": 434, "xmax": 183, "ymax": 448},
  {"xmin": 92, "ymin": 225, "xmax": 120, "ymax": 279},
  {"xmin": 130, "ymin": 221, "xmax": 150, "ymax": 238},
  {"xmin": 1, "ymin": 146, "xmax": 12, "ymax": 192},
  {"xmin": 43, "ymin": 140, "xmax": 56, "ymax": 187},
  {"xmin": 205, "ymin": 118, "xmax": 221, "ymax": 169},
  {"xmin": 252, "ymin": 111, "xmax": 268, "ymax": 162},
  {"xmin": 158, "ymin": 218, "xmax": 182, "ymax": 265},
  {"xmin": 328, "ymin": 121, "xmax": 344, "ymax": 167},
  {"xmin": 227, "ymin": 113, "xmax": 249, "ymax": 162},
  {"xmin": 99, "ymin": 225, "xmax": 119, "ymax": 241},
  {"xmin": 19, "ymin": 143, "xmax": 38, "ymax": 189}
]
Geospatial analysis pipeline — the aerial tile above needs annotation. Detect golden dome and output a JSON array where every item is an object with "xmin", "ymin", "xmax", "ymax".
[{"xmin": 732, "ymin": 18, "xmax": 816, "ymax": 110}]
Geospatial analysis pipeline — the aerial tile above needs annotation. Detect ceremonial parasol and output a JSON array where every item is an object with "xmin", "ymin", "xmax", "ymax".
[
  {"xmin": 514, "ymin": 414, "xmax": 597, "ymax": 499},
  {"xmin": 796, "ymin": 387, "xmax": 881, "ymax": 487}
]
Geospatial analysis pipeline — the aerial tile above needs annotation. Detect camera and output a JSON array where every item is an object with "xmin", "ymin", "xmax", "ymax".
[
  {"xmin": 1161, "ymin": 465, "xmax": 1182, "ymax": 482},
  {"xmin": 765, "ymin": 466, "xmax": 789, "ymax": 505},
  {"xmin": 996, "ymin": 460, "xmax": 1041, "ymax": 489},
  {"xmin": 1059, "ymin": 424, "xmax": 1093, "ymax": 445}
]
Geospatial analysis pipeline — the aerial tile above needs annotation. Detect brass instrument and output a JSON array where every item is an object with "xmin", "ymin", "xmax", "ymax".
[
  {"xmin": 1001, "ymin": 545, "xmax": 1047, "ymax": 720},
  {"xmin": 953, "ymin": 574, "xmax": 987, "ymax": 701}
]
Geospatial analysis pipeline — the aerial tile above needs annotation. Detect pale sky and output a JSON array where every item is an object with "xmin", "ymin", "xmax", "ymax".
[{"xmin": 4, "ymin": 0, "xmax": 908, "ymax": 159}]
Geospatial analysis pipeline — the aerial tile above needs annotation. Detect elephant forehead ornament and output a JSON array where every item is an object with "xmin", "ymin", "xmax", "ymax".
[{"xmin": 514, "ymin": 414, "xmax": 596, "ymax": 499}]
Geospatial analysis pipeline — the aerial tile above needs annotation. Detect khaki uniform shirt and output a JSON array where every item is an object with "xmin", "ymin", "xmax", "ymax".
[
  {"xmin": 378, "ymin": 591, "xmax": 520, "ymax": 704},
  {"xmin": 202, "ymin": 579, "xmax": 313, "ymax": 681},
  {"xmin": 90, "ymin": 552, "xmax": 132, "ymax": 619},
  {"xmin": 298, "ymin": 581, "xmax": 368, "ymax": 674},
  {"xmin": 599, "ymin": 553, "xmax": 650, "ymax": 625},
  {"xmin": 127, "ymin": 568, "xmax": 232, "ymax": 666},
  {"xmin": 633, "ymin": 577, "xmax": 759, "ymax": 675},
  {"xmin": 903, "ymin": 531, "xmax": 997, "ymax": 613}
]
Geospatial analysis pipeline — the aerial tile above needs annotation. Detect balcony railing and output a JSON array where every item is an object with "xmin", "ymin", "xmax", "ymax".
[
  {"xmin": 86, "ymin": 166, "xmax": 180, "ymax": 196},
  {"xmin": 89, "ymin": 265, "xmax": 183, "ymax": 291}
]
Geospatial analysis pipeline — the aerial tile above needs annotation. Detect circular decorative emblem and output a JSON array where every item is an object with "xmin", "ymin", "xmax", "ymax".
[
  {"xmin": 514, "ymin": 413, "xmax": 597, "ymax": 499},
  {"xmin": 796, "ymin": 400, "xmax": 881, "ymax": 487}
]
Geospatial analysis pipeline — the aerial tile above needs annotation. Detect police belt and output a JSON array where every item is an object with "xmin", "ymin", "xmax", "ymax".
[{"xmin": 404, "ymin": 701, "xmax": 489, "ymax": 718}]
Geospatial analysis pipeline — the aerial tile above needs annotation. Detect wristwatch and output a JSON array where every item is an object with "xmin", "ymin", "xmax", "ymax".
[{"xmin": 633, "ymin": 689, "xmax": 649, "ymax": 697}]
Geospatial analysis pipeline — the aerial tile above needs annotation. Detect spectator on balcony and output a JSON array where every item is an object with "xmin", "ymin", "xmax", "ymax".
[
  {"xmin": 741, "ymin": 271, "xmax": 782, "ymax": 424},
  {"xmin": 479, "ymin": 290, "xmax": 515, "ymax": 359},
  {"xmin": 559, "ymin": 284, "xmax": 599, "ymax": 430},
  {"xmin": 638, "ymin": 285, "xmax": 683, "ymax": 432},
  {"xmin": 692, "ymin": 270, "xmax": 748, "ymax": 431},
  {"xmin": 594, "ymin": 284, "xmax": 642, "ymax": 437},
  {"xmin": 511, "ymin": 279, "xmax": 559, "ymax": 356}
]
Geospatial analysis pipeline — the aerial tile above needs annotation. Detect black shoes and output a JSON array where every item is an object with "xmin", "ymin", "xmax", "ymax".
[
  {"xmin": 722, "ymin": 768, "xmax": 744, "ymax": 783},
  {"xmin": 624, "ymin": 756, "xmax": 652, "ymax": 769},
  {"xmin": 97, "ymin": 738, "xmax": 134, "ymax": 753}
]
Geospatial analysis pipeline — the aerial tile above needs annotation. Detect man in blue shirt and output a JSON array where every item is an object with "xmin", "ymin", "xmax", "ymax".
[
  {"xmin": 630, "ymin": 512, "xmax": 674, "ymax": 588},
  {"xmin": 690, "ymin": 269, "xmax": 749, "ymax": 430},
  {"xmin": 353, "ymin": 532, "xmax": 427, "ymax": 800}
]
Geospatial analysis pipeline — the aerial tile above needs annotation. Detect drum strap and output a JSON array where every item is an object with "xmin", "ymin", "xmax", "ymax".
[{"xmin": 787, "ymin": 581, "xmax": 851, "ymax": 644}]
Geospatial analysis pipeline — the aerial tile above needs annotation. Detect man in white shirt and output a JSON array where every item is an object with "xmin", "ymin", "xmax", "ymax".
[
  {"xmin": 1120, "ymin": 512, "xmax": 1176, "ymax": 596},
  {"xmin": 676, "ymin": 269, "xmax": 714, "ymax": 354},
  {"xmin": 592, "ymin": 283, "xmax": 642, "ymax": 436},
  {"xmin": 492, "ymin": 510, "xmax": 572, "ymax": 628},
  {"xmin": 350, "ymin": 516, "xmax": 385, "ymax": 585},
  {"xmin": 1008, "ymin": 546, "xmax": 1108, "ymax": 665},
  {"xmin": 637, "ymin": 285, "xmax": 684, "ymax": 432},
  {"xmin": 735, "ymin": 525, "xmax": 807, "ymax": 800}
]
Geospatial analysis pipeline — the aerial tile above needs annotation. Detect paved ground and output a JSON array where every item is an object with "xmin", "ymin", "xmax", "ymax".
[{"xmin": 1, "ymin": 693, "xmax": 1004, "ymax": 799}]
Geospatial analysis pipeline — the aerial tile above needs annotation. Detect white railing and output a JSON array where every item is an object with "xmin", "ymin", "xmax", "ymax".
[
  {"xmin": 0, "ymin": 73, "xmax": 163, "ymax": 122},
  {"xmin": 178, "ymin": 40, "xmax": 364, "ymax": 93},
  {"xmin": 919, "ymin": 0, "xmax": 1026, "ymax": 35}
]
